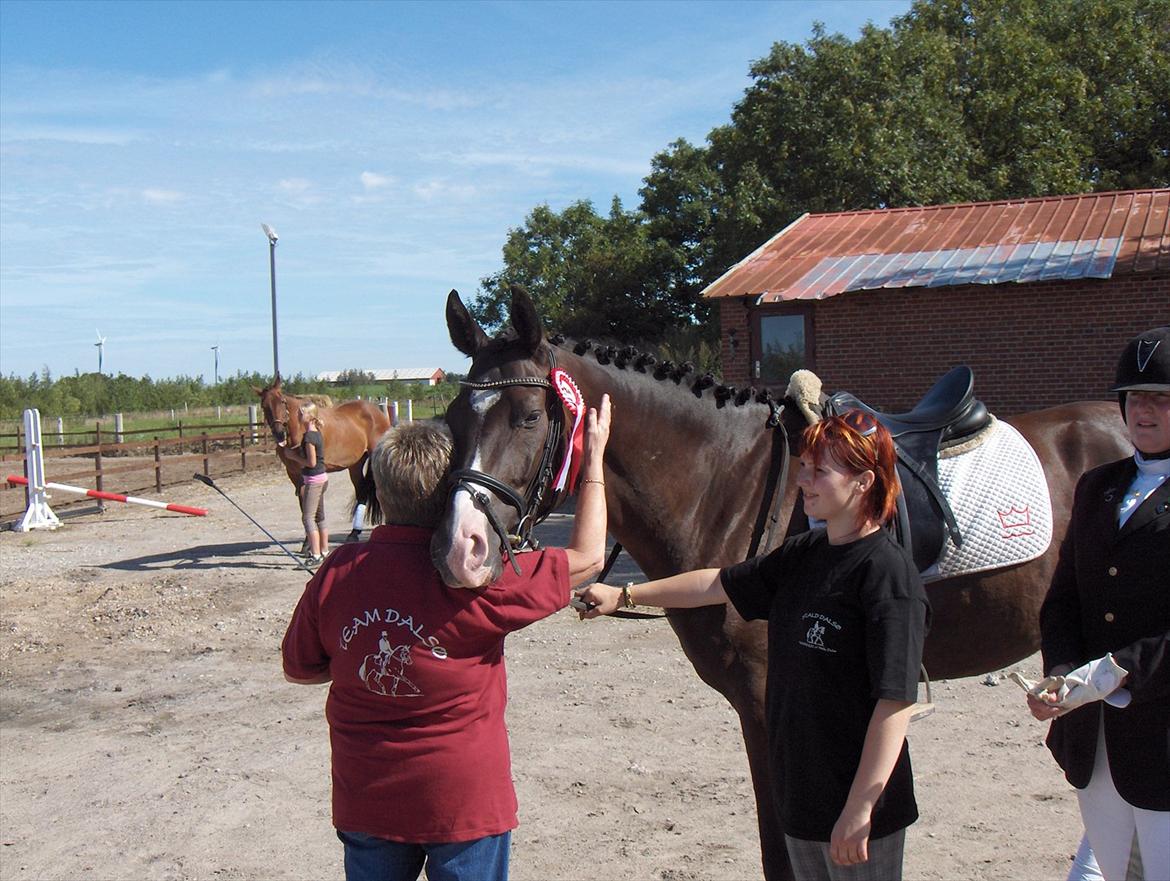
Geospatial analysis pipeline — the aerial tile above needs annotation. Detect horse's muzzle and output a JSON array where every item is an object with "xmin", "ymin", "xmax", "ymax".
[{"xmin": 430, "ymin": 522, "xmax": 502, "ymax": 589}]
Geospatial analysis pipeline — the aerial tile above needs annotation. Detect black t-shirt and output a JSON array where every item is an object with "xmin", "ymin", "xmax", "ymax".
[
  {"xmin": 721, "ymin": 527, "xmax": 930, "ymax": 842},
  {"xmin": 301, "ymin": 429, "xmax": 326, "ymax": 477}
]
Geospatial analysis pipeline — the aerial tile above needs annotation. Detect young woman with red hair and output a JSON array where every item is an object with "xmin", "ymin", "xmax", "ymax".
[{"xmin": 576, "ymin": 410, "xmax": 930, "ymax": 881}]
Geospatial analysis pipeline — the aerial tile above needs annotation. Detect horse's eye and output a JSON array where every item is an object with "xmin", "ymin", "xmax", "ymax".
[{"xmin": 518, "ymin": 409, "xmax": 542, "ymax": 429}]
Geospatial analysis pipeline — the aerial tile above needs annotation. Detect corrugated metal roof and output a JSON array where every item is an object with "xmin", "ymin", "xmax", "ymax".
[{"xmin": 702, "ymin": 189, "xmax": 1170, "ymax": 303}]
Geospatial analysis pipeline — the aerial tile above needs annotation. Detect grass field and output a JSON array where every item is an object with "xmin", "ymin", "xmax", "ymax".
[{"xmin": 0, "ymin": 384, "xmax": 457, "ymax": 452}]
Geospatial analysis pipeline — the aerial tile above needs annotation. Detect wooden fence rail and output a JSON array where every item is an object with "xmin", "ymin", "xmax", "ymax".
[
  {"xmin": 1, "ymin": 424, "xmax": 281, "ymax": 521},
  {"xmin": 0, "ymin": 418, "xmax": 262, "ymax": 454}
]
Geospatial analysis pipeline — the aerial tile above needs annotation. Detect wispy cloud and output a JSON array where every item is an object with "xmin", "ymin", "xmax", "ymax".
[
  {"xmin": 360, "ymin": 171, "xmax": 393, "ymax": 190},
  {"xmin": 142, "ymin": 188, "xmax": 184, "ymax": 204},
  {"xmin": 0, "ymin": 125, "xmax": 140, "ymax": 145},
  {"xmin": 413, "ymin": 179, "xmax": 478, "ymax": 202},
  {"xmin": 0, "ymin": 1, "xmax": 912, "ymax": 379}
]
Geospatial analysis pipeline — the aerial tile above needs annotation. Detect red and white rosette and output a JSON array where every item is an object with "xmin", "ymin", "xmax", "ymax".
[{"xmin": 550, "ymin": 367, "xmax": 586, "ymax": 493}]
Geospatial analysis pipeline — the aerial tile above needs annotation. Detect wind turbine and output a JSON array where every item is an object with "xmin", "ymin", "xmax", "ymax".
[
  {"xmin": 94, "ymin": 330, "xmax": 106, "ymax": 374},
  {"xmin": 210, "ymin": 344, "xmax": 220, "ymax": 385}
]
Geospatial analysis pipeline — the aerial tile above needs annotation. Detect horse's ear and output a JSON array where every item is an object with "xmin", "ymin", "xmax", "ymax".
[
  {"xmin": 446, "ymin": 289, "xmax": 490, "ymax": 357},
  {"xmin": 509, "ymin": 284, "xmax": 543, "ymax": 356},
  {"xmin": 273, "ymin": 374, "xmax": 282, "ymax": 389},
  {"xmin": 252, "ymin": 386, "xmax": 264, "ymax": 396}
]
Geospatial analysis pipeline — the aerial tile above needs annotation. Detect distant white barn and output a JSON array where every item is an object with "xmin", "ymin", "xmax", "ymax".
[{"xmin": 316, "ymin": 368, "xmax": 446, "ymax": 387}]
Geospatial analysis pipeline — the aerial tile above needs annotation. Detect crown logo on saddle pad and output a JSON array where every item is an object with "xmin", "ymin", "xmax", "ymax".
[{"xmin": 997, "ymin": 504, "xmax": 1035, "ymax": 539}]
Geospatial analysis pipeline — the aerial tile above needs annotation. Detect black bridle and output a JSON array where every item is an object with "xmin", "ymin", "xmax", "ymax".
[{"xmin": 449, "ymin": 352, "xmax": 567, "ymax": 576}]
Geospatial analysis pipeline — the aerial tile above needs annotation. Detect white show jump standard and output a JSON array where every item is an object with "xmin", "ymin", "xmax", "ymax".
[{"xmin": 6, "ymin": 475, "xmax": 208, "ymax": 517}]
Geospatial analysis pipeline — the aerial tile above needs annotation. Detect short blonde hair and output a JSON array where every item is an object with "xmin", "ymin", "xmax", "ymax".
[{"xmin": 369, "ymin": 421, "xmax": 453, "ymax": 527}]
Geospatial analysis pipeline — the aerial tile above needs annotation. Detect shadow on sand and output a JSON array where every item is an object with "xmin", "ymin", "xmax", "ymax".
[{"xmin": 102, "ymin": 540, "xmax": 312, "ymax": 573}]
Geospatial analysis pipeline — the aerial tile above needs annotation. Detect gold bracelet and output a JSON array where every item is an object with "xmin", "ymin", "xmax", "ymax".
[
  {"xmin": 621, "ymin": 582, "xmax": 636, "ymax": 609},
  {"xmin": 581, "ymin": 478, "xmax": 605, "ymax": 487}
]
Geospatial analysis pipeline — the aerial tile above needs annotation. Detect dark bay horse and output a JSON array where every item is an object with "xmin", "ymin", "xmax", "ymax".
[
  {"xmin": 431, "ymin": 288, "xmax": 1131, "ymax": 880},
  {"xmin": 256, "ymin": 379, "xmax": 391, "ymax": 539}
]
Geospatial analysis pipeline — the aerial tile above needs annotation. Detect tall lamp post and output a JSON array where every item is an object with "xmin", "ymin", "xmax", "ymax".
[
  {"xmin": 261, "ymin": 223, "xmax": 280, "ymax": 379},
  {"xmin": 210, "ymin": 344, "xmax": 220, "ymax": 385}
]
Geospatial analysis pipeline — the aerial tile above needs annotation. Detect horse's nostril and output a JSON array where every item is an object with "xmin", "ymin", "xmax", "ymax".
[{"xmin": 470, "ymin": 532, "xmax": 487, "ymax": 565}]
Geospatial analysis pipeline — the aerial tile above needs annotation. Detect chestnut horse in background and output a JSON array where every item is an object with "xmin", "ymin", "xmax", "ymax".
[
  {"xmin": 431, "ymin": 287, "xmax": 1131, "ymax": 881},
  {"xmin": 255, "ymin": 378, "xmax": 390, "ymax": 540}
]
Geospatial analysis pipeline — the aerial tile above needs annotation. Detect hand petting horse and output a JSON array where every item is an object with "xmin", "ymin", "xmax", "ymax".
[
  {"xmin": 431, "ymin": 285, "xmax": 1132, "ymax": 881},
  {"xmin": 255, "ymin": 378, "xmax": 391, "ymax": 542}
]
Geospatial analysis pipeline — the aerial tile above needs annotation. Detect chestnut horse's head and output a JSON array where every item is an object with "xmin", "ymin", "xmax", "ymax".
[
  {"xmin": 431, "ymin": 287, "xmax": 566, "ymax": 588},
  {"xmin": 255, "ymin": 378, "xmax": 300, "ymax": 446}
]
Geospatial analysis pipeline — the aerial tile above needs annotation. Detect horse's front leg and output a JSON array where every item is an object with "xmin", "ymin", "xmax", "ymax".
[{"xmin": 735, "ymin": 704, "xmax": 793, "ymax": 881}]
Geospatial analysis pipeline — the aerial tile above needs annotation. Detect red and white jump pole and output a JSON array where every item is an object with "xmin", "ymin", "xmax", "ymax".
[
  {"xmin": 6, "ymin": 475, "xmax": 208, "ymax": 517},
  {"xmin": 7, "ymin": 408, "xmax": 206, "ymax": 532}
]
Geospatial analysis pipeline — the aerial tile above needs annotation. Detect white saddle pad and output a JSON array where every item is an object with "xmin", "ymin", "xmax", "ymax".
[{"xmin": 924, "ymin": 420, "xmax": 1052, "ymax": 582}]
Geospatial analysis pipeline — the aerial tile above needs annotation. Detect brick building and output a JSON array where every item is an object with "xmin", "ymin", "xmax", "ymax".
[{"xmin": 704, "ymin": 189, "xmax": 1169, "ymax": 415}]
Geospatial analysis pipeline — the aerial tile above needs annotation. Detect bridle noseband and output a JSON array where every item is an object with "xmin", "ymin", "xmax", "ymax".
[{"xmin": 449, "ymin": 355, "xmax": 567, "ymax": 576}]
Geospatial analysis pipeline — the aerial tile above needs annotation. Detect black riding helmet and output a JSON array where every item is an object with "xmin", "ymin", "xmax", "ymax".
[{"xmin": 1112, "ymin": 325, "xmax": 1170, "ymax": 419}]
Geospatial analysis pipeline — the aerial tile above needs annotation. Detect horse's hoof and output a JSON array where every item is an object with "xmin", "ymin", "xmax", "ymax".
[{"xmin": 346, "ymin": 529, "xmax": 362, "ymax": 543}]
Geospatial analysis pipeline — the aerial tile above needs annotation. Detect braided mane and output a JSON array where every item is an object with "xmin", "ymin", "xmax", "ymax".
[{"xmin": 547, "ymin": 333, "xmax": 784, "ymax": 422}]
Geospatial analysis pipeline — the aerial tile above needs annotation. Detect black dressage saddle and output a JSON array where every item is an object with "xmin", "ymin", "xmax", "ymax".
[{"xmin": 825, "ymin": 366, "xmax": 991, "ymax": 573}]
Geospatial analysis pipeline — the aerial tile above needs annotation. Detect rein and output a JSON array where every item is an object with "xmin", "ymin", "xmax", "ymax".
[
  {"xmin": 449, "ymin": 351, "xmax": 567, "ymax": 576},
  {"xmin": 747, "ymin": 401, "xmax": 790, "ymax": 558}
]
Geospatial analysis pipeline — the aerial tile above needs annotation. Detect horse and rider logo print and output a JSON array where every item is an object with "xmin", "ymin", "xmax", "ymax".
[
  {"xmin": 801, "ymin": 614, "xmax": 840, "ymax": 653},
  {"xmin": 359, "ymin": 631, "xmax": 421, "ymax": 697}
]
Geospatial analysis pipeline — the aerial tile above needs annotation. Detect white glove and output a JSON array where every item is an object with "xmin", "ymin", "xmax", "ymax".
[{"xmin": 1056, "ymin": 653, "xmax": 1131, "ymax": 710}]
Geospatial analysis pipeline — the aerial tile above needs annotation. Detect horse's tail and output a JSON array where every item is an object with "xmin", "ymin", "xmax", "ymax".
[{"xmin": 353, "ymin": 453, "xmax": 384, "ymax": 526}]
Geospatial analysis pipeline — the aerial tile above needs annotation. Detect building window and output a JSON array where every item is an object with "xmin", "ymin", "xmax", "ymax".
[{"xmin": 754, "ymin": 308, "xmax": 813, "ymax": 383}]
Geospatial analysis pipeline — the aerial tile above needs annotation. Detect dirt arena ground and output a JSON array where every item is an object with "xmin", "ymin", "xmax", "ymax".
[{"xmin": 1, "ymin": 466, "xmax": 1084, "ymax": 880}]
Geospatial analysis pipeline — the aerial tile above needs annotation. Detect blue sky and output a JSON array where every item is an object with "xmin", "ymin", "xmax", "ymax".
[{"xmin": 0, "ymin": 0, "xmax": 911, "ymax": 382}]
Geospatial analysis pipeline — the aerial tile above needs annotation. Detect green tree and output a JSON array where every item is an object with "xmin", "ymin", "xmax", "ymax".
[
  {"xmin": 696, "ymin": 0, "xmax": 1169, "ymax": 262},
  {"xmin": 483, "ymin": 0, "xmax": 1168, "ymax": 364},
  {"xmin": 472, "ymin": 197, "xmax": 686, "ymax": 343}
]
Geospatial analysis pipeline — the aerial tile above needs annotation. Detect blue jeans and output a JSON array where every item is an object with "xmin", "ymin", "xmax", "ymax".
[{"xmin": 337, "ymin": 830, "xmax": 511, "ymax": 881}]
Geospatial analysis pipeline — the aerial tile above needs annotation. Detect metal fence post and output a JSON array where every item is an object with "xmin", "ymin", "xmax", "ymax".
[
  {"xmin": 154, "ymin": 438, "xmax": 162, "ymax": 493},
  {"xmin": 114, "ymin": 412, "xmax": 124, "ymax": 444},
  {"xmin": 248, "ymin": 404, "xmax": 258, "ymax": 444}
]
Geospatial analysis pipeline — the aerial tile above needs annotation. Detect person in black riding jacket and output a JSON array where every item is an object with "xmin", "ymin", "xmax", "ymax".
[{"xmin": 1026, "ymin": 325, "xmax": 1170, "ymax": 881}]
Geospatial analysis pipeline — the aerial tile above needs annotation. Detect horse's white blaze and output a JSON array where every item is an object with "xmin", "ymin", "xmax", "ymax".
[
  {"xmin": 442, "ymin": 446, "xmax": 499, "ymax": 587},
  {"xmin": 470, "ymin": 389, "xmax": 501, "ymax": 414}
]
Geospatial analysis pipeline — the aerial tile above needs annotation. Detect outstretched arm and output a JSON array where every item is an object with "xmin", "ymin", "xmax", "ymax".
[
  {"xmin": 574, "ymin": 568, "xmax": 727, "ymax": 618},
  {"xmin": 563, "ymin": 394, "xmax": 612, "ymax": 586},
  {"xmin": 281, "ymin": 443, "xmax": 311, "ymax": 467}
]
